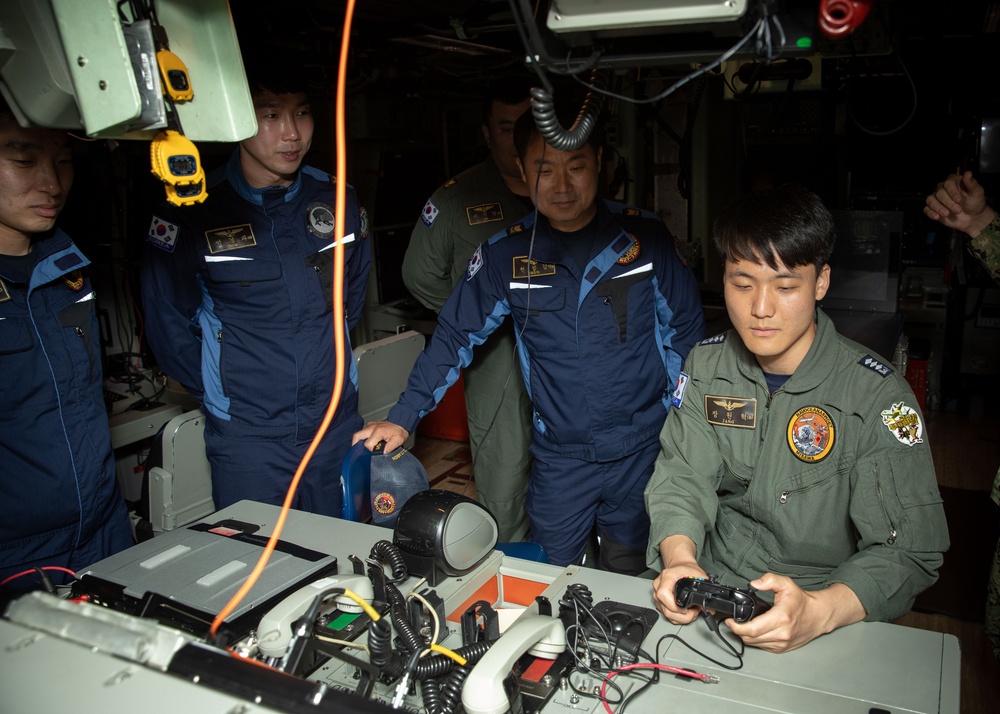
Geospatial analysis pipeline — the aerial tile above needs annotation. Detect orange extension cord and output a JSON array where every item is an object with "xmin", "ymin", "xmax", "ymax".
[{"xmin": 209, "ymin": 0, "xmax": 357, "ymax": 641}]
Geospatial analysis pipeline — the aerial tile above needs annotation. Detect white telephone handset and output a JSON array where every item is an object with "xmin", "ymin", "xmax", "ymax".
[
  {"xmin": 256, "ymin": 574, "xmax": 374, "ymax": 658},
  {"xmin": 461, "ymin": 615, "xmax": 567, "ymax": 714}
]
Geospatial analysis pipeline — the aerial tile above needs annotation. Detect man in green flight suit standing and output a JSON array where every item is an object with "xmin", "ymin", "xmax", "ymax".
[{"xmin": 402, "ymin": 76, "xmax": 535, "ymax": 541}]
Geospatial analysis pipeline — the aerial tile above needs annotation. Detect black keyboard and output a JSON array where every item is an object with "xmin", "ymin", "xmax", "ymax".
[{"xmin": 103, "ymin": 389, "xmax": 128, "ymax": 412}]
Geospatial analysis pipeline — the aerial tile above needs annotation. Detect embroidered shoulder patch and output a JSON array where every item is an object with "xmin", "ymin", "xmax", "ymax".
[
  {"xmin": 699, "ymin": 333, "xmax": 726, "ymax": 346},
  {"xmin": 467, "ymin": 244, "xmax": 484, "ymax": 281},
  {"xmin": 359, "ymin": 206, "xmax": 369, "ymax": 239},
  {"xmin": 63, "ymin": 270, "xmax": 84, "ymax": 292},
  {"xmin": 881, "ymin": 401, "xmax": 924, "ymax": 447},
  {"xmin": 858, "ymin": 354, "xmax": 893, "ymax": 377},
  {"xmin": 705, "ymin": 395, "xmax": 757, "ymax": 429},
  {"xmin": 617, "ymin": 233, "xmax": 641, "ymax": 265},
  {"xmin": 670, "ymin": 372, "xmax": 690, "ymax": 408},
  {"xmin": 787, "ymin": 406, "xmax": 835, "ymax": 462},
  {"xmin": 674, "ymin": 235, "xmax": 690, "ymax": 267},
  {"xmin": 421, "ymin": 199, "xmax": 439, "ymax": 227},
  {"xmin": 306, "ymin": 202, "xmax": 335, "ymax": 239},
  {"xmin": 147, "ymin": 216, "xmax": 179, "ymax": 252}
]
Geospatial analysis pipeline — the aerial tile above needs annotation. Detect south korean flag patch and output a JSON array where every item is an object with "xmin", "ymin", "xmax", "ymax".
[
  {"xmin": 421, "ymin": 199, "xmax": 440, "ymax": 227},
  {"xmin": 466, "ymin": 244, "xmax": 484, "ymax": 281},
  {"xmin": 670, "ymin": 372, "xmax": 690, "ymax": 408},
  {"xmin": 147, "ymin": 216, "xmax": 179, "ymax": 252}
]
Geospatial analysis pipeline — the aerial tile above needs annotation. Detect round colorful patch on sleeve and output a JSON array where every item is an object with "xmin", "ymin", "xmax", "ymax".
[
  {"xmin": 880, "ymin": 401, "xmax": 924, "ymax": 446},
  {"xmin": 787, "ymin": 406, "xmax": 835, "ymax": 462}
]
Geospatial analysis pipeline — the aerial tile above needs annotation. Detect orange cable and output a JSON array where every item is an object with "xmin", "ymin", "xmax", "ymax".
[{"xmin": 209, "ymin": 0, "xmax": 357, "ymax": 640}]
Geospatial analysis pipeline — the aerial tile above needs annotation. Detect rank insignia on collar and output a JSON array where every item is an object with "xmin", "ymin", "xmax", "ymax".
[
  {"xmin": 617, "ymin": 233, "xmax": 641, "ymax": 265},
  {"xmin": 443, "ymin": 178, "xmax": 457, "ymax": 189},
  {"xmin": 467, "ymin": 202, "xmax": 503, "ymax": 226},
  {"xmin": 206, "ymin": 224, "xmax": 257, "ymax": 254},
  {"xmin": 705, "ymin": 395, "xmax": 757, "ymax": 429},
  {"xmin": 881, "ymin": 401, "xmax": 924, "ymax": 447},
  {"xmin": 508, "ymin": 223, "xmax": 526, "ymax": 235},
  {"xmin": 306, "ymin": 202, "xmax": 336, "ymax": 239},
  {"xmin": 699, "ymin": 333, "xmax": 726, "ymax": 346},
  {"xmin": 513, "ymin": 256, "xmax": 556, "ymax": 278},
  {"xmin": 787, "ymin": 406, "xmax": 835, "ymax": 462},
  {"xmin": 63, "ymin": 270, "xmax": 84, "ymax": 292},
  {"xmin": 0, "ymin": 278, "xmax": 10, "ymax": 303},
  {"xmin": 623, "ymin": 207, "xmax": 641, "ymax": 217}
]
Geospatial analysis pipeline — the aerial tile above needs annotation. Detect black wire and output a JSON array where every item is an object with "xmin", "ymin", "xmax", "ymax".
[
  {"xmin": 32, "ymin": 567, "xmax": 57, "ymax": 595},
  {"xmin": 654, "ymin": 612, "xmax": 745, "ymax": 671}
]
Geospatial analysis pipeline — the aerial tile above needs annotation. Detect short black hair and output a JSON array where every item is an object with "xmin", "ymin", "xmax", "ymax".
[
  {"xmin": 513, "ymin": 99, "xmax": 601, "ymax": 160},
  {"xmin": 242, "ymin": 54, "xmax": 308, "ymax": 99},
  {"xmin": 481, "ymin": 75, "xmax": 535, "ymax": 125},
  {"xmin": 712, "ymin": 184, "xmax": 835, "ymax": 272},
  {"xmin": 0, "ymin": 94, "xmax": 16, "ymax": 124}
]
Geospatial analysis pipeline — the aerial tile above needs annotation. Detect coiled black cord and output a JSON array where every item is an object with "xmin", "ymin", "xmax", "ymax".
[
  {"xmin": 369, "ymin": 540, "xmax": 408, "ymax": 583},
  {"xmin": 367, "ymin": 617, "xmax": 393, "ymax": 668},
  {"xmin": 436, "ymin": 665, "xmax": 470, "ymax": 714},
  {"xmin": 529, "ymin": 69, "xmax": 606, "ymax": 152}
]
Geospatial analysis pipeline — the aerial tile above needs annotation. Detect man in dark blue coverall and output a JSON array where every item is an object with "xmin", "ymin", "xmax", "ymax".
[
  {"xmin": 355, "ymin": 110, "xmax": 704, "ymax": 573},
  {"xmin": 141, "ymin": 62, "xmax": 371, "ymax": 517},
  {"xmin": 0, "ymin": 100, "xmax": 132, "ymax": 593}
]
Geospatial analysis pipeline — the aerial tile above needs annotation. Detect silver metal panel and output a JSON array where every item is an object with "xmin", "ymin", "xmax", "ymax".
[{"xmin": 547, "ymin": 0, "xmax": 748, "ymax": 34}]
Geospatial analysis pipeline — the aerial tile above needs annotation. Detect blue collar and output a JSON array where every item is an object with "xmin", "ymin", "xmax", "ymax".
[{"xmin": 224, "ymin": 149, "xmax": 303, "ymax": 205}]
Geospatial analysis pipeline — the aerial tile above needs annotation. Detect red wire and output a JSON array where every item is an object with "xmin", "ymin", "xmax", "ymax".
[
  {"xmin": 1, "ymin": 565, "xmax": 77, "ymax": 587},
  {"xmin": 600, "ymin": 663, "xmax": 716, "ymax": 714}
]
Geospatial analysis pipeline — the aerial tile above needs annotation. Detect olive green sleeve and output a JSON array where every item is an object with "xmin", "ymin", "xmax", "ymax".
[
  {"xmin": 402, "ymin": 195, "xmax": 457, "ymax": 313},
  {"xmin": 644, "ymin": 354, "xmax": 725, "ymax": 569},
  {"xmin": 829, "ymin": 391, "xmax": 949, "ymax": 621}
]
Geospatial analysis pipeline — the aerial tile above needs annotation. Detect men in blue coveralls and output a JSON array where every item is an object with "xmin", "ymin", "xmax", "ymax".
[
  {"xmin": 0, "ymin": 100, "xmax": 132, "ymax": 593},
  {"xmin": 401, "ymin": 77, "xmax": 535, "ymax": 543},
  {"xmin": 355, "ymin": 110, "xmax": 704, "ymax": 573},
  {"xmin": 141, "ymin": 60, "xmax": 371, "ymax": 517}
]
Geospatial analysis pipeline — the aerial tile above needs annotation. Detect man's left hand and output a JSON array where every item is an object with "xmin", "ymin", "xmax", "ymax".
[{"xmin": 724, "ymin": 574, "xmax": 866, "ymax": 653}]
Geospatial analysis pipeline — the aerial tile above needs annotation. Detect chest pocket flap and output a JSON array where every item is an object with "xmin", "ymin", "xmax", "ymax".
[
  {"xmin": 0, "ymin": 316, "xmax": 34, "ymax": 356},
  {"xmin": 204, "ymin": 257, "xmax": 282, "ymax": 284},
  {"xmin": 509, "ymin": 285, "xmax": 566, "ymax": 312}
]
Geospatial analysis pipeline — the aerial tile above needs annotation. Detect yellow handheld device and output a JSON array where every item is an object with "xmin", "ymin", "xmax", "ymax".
[
  {"xmin": 156, "ymin": 49, "xmax": 193, "ymax": 102},
  {"xmin": 150, "ymin": 130, "xmax": 207, "ymax": 205}
]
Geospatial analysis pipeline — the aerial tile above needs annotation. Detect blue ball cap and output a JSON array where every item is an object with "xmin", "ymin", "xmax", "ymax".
[{"xmin": 369, "ymin": 445, "xmax": 430, "ymax": 527}]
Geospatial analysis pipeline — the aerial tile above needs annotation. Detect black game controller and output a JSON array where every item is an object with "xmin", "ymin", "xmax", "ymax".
[{"xmin": 674, "ymin": 575, "xmax": 771, "ymax": 623}]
